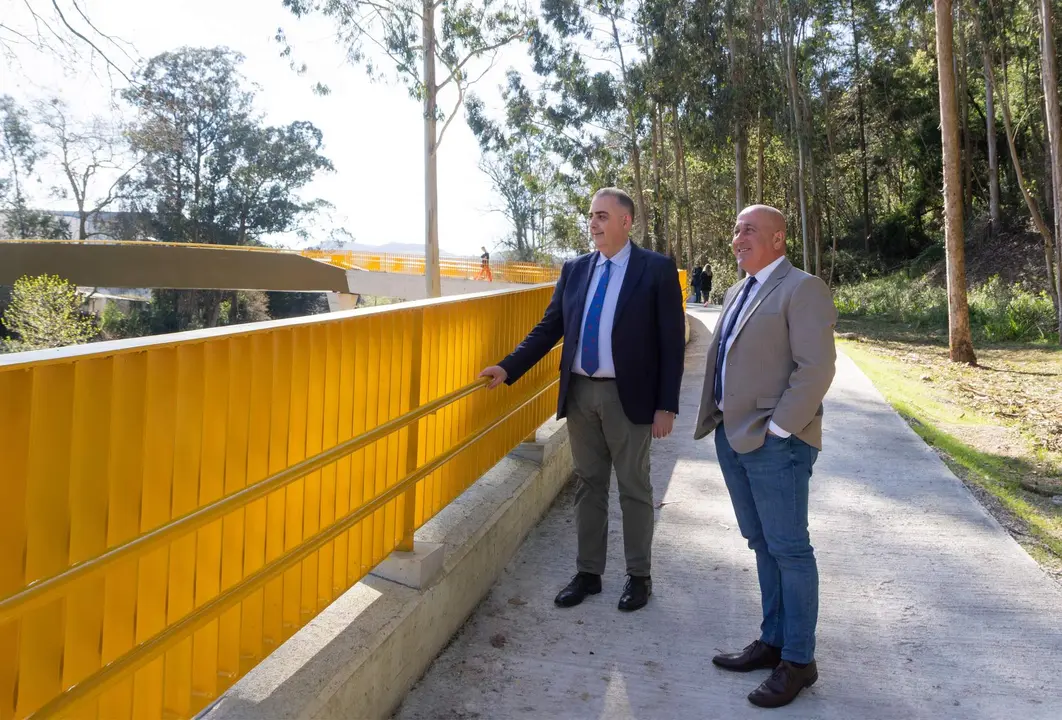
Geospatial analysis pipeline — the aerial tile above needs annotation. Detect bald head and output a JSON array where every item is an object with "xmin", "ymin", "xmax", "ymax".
[{"xmin": 732, "ymin": 204, "xmax": 787, "ymax": 275}]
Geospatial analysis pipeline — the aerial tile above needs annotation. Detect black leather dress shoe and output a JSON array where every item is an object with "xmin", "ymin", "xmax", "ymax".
[
  {"xmin": 617, "ymin": 575, "xmax": 652, "ymax": 611},
  {"xmin": 748, "ymin": 660, "xmax": 818, "ymax": 708},
  {"xmin": 554, "ymin": 572, "xmax": 602, "ymax": 607},
  {"xmin": 712, "ymin": 640, "xmax": 782, "ymax": 672}
]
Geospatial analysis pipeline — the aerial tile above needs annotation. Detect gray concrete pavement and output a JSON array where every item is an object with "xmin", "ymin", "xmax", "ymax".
[{"xmin": 394, "ymin": 305, "xmax": 1062, "ymax": 720}]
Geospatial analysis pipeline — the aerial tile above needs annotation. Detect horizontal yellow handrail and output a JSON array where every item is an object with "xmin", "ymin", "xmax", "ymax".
[
  {"xmin": 30, "ymin": 373, "xmax": 559, "ymax": 718},
  {"xmin": 0, "ymin": 377, "xmax": 495, "ymax": 624}
]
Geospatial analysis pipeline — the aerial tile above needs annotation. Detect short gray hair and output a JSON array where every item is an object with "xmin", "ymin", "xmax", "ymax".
[{"xmin": 593, "ymin": 187, "xmax": 636, "ymax": 222}]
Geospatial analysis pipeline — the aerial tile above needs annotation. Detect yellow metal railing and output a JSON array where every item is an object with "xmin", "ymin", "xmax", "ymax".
[
  {"xmin": 1, "ymin": 240, "xmax": 563, "ymax": 286},
  {"xmin": 301, "ymin": 250, "xmax": 562, "ymax": 284},
  {"xmin": 0, "ymin": 286, "xmax": 560, "ymax": 719}
]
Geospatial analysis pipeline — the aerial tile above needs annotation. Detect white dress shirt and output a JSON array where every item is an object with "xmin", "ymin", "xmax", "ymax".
[
  {"xmin": 571, "ymin": 241, "xmax": 632, "ymax": 378},
  {"xmin": 717, "ymin": 255, "xmax": 791, "ymax": 438}
]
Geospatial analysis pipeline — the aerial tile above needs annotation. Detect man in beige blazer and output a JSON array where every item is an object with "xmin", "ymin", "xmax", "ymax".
[{"xmin": 694, "ymin": 205, "xmax": 836, "ymax": 709}]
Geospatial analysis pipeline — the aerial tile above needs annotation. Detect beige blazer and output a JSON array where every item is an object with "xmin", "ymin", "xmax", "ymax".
[{"xmin": 694, "ymin": 257, "xmax": 837, "ymax": 453}]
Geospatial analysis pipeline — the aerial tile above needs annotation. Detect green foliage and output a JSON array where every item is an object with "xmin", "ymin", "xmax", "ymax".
[
  {"xmin": 969, "ymin": 276, "xmax": 1057, "ymax": 343},
  {"xmin": 835, "ymin": 273, "xmax": 1057, "ymax": 343},
  {"xmin": 1, "ymin": 95, "xmax": 71, "ymax": 239},
  {"xmin": 267, "ymin": 291, "xmax": 330, "ymax": 320},
  {"xmin": 122, "ymin": 47, "xmax": 334, "ymax": 247},
  {"xmin": 1, "ymin": 275, "xmax": 98, "ymax": 351}
]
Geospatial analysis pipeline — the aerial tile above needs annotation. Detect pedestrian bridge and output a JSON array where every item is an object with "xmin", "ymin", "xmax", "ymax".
[{"xmin": 0, "ymin": 241, "xmax": 563, "ymax": 304}]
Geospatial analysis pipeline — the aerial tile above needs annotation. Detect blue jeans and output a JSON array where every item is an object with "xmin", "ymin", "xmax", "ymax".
[{"xmin": 715, "ymin": 425, "xmax": 819, "ymax": 663}]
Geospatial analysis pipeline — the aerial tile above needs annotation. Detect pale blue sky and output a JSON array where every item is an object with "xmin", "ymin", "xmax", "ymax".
[{"xmin": 3, "ymin": 0, "xmax": 535, "ymax": 257}]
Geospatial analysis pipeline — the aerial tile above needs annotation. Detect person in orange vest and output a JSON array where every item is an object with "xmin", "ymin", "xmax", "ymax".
[{"xmin": 477, "ymin": 246, "xmax": 493, "ymax": 281}]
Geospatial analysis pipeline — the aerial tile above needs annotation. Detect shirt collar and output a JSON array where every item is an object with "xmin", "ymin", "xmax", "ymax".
[
  {"xmin": 752, "ymin": 255, "xmax": 786, "ymax": 285},
  {"xmin": 596, "ymin": 240, "xmax": 632, "ymax": 268}
]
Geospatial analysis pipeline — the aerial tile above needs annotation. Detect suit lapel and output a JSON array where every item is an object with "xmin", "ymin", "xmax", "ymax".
[
  {"xmin": 572, "ymin": 252, "xmax": 598, "ymax": 340},
  {"xmin": 730, "ymin": 258, "xmax": 792, "ymax": 343},
  {"xmin": 614, "ymin": 243, "xmax": 646, "ymax": 323}
]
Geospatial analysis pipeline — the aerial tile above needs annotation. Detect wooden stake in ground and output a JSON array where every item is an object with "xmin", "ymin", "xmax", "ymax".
[{"xmin": 934, "ymin": 0, "xmax": 977, "ymax": 365}]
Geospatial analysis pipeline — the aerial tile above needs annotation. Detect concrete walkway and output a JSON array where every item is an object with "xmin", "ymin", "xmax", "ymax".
[{"xmin": 395, "ymin": 306, "xmax": 1062, "ymax": 720}]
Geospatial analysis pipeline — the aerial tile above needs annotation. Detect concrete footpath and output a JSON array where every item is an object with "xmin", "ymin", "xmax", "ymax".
[{"xmin": 394, "ymin": 306, "xmax": 1062, "ymax": 720}]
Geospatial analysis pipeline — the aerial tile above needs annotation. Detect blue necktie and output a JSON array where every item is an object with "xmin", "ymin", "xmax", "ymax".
[
  {"xmin": 580, "ymin": 260, "xmax": 613, "ymax": 376},
  {"xmin": 714, "ymin": 276, "xmax": 758, "ymax": 403}
]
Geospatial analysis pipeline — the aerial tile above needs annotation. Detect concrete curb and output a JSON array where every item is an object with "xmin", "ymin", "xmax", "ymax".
[{"xmin": 200, "ymin": 418, "xmax": 572, "ymax": 720}]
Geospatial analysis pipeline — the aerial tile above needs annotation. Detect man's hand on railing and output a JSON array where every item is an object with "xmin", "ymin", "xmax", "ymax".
[{"xmin": 479, "ymin": 365, "xmax": 508, "ymax": 389}]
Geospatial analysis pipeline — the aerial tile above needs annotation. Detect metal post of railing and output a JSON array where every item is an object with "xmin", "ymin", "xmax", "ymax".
[{"xmin": 397, "ymin": 309, "xmax": 424, "ymax": 552}]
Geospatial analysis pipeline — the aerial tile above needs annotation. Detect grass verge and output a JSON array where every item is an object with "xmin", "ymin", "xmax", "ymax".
[{"xmin": 837, "ymin": 326, "xmax": 1062, "ymax": 580}]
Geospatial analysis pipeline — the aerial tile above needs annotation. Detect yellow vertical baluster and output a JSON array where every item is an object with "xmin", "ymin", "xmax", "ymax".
[
  {"xmin": 282, "ymin": 327, "xmax": 309, "ymax": 642},
  {"xmin": 240, "ymin": 333, "xmax": 273, "ymax": 674},
  {"xmin": 363, "ymin": 316, "xmax": 382, "ymax": 566},
  {"xmin": 191, "ymin": 341, "xmax": 230, "ymax": 708},
  {"xmin": 62, "ymin": 357, "xmax": 115, "ymax": 719},
  {"xmin": 0, "ymin": 369, "xmax": 31, "ymax": 720},
  {"xmin": 301, "ymin": 326, "xmax": 326, "ymax": 623},
  {"xmin": 218, "ymin": 336, "xmax": 251, "ymax": 692},
  {"xmin": 318, "ymin": 323, "xmax": 342, "ymax": 610},
  {"xmin": 333, "ymin": 320, "xmax": 356, "ymax": 594},
  {"xmin": 100, "ymin": 354, "xmax": 147, "ymax": 720},
  {"xmin": 349, "ymin": 319, "xmax": 369, "ymax": 580},
  {"xmin": 17, "ymin": 364, "xmax": 75, "ymax": 718},
  {"xmin": 264, "ymin": 330, "xmax": 292, "ymax": 657},
  {"xmin": 163, "ymin": 344, "xmax": 206, "ymax": 718}
]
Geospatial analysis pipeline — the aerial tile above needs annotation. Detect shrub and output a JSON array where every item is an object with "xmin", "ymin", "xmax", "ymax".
[{"xmin": 835, "ymin": 272, "xmax": 1057, "ymax": 343}]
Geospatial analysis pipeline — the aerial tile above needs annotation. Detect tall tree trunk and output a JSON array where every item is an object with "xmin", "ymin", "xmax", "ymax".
[
  {"xmin": 783, "ymin": 14, "xmax": 811, "ymax": 271},
  {"xmin": 672, "ymin": 108, "xmax": 685, "ymax": 265},
  {"xmin": 656, "ymin": 103, "xmax": 671, "ymax": 256},
  {"xmin": 651, "ymin": 102, "xmax": 666, "ymax": 254},
  {"xmin": 629, "ymin": 121, "xmax": 650, "ymax": 248},
  {"xmin": 679, "ymin": 120, "xmax": 695, "ymax": 269},
  {"xmin": 851, "ymin": 0, "xmax": 872, "ymax": 252},
  {"xmin": 935, "ymin": 0, "xmax": 977, "ymax": 364},
  {"xmin": 755, "ymin": 0, "xmax": 766, "ymax": 205},
  {"xmin": 727, "ymin": 5, "xmax": 747, "ymax": 215},
  {"xmin": 610, "ymin": 14, "xmax": 649, "ymax": 247},
  {"xmin": 756, "ymin": 109, "xmax": 766, "ymax": 204},
  {"xmin": 735, "ymin": 133, "xmax": 748, "ymax": 215},
  {"xmin": 983, "ymin": 42, "xmax": 1001, "ymax": 237},
  {"xmin": 423, "ymin": 0, "xmax": 442, "ymax": 297},
  {"xmin": 1040, "ymin": 0, "xmax": 1062, "ymax": 335},
  {"xmin": 958, "ymin": 5, "xmax": 974, "ymax": 224}
]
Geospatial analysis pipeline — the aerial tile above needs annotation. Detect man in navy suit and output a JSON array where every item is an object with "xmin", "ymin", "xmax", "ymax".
[{"xmin": 480, "ymin": 187, "xmax": 686, "ymax": 612}]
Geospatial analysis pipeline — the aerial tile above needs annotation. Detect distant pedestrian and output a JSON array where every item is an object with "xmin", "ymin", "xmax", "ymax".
[
  {"xmin": 692, "ymin": 265, "xmax": 704, "ymax": 303},
  {"xmin": 702, "ymin": 263, "xmax": 714, "ymax": 305},
  {"xmin": 477, "ymin": 246, "xmax": 493, "ymax": 282}
]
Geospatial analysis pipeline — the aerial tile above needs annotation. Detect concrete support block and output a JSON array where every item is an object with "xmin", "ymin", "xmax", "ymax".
[
  {"xmin": 326, "ymin": 292, "xmax": 359, "ymax": 312},
  {"xmin": 369, "ymin": 542, "xmax": 444, "ymax": 589},
  {"xmin": 509, "ymin": 416, "xmax": 567, "ymax": 465}
]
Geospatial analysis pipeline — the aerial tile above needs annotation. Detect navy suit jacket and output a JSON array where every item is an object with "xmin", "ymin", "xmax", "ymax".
[{"xmin": 498, "ymin": 243, "xmax": 686, "ymax": 425}]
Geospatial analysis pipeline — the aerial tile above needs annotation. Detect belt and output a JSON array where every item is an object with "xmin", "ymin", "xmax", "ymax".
[{"xmin": 576, "ymin": 374, "xmax": 615, "ymax": 382}]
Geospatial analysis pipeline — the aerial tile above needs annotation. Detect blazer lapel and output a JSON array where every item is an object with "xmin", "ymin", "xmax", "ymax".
[
  {"xmin": 614, "ymin": 243, "xmax": 646, "ymax": 323},
  {"xmin": 577, "ymin": 252, "xmax": 598, "ymax": 304},
  {"xmin": 572, "ymin": 252, "xmax": 598, "ymax": 339},
  {"xmin": 730, "ymin": 258, "xmax": 792, "ymax": 343}
]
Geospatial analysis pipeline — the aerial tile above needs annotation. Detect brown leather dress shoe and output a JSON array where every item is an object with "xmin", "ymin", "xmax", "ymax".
[
  {"xmin": 712, "ymin": 640, "xmax": 782, "ymax": 672},
  {"xmin": 747, "ymin": 660, "xmax": 818, "ymax": 708}
]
